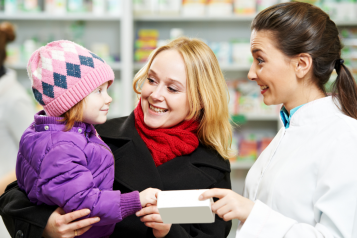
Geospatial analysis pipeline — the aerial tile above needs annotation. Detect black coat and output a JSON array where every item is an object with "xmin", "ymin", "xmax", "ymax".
[{"xmin": 0, "ymin": 112, "xmax": 232, "ymax": 238}]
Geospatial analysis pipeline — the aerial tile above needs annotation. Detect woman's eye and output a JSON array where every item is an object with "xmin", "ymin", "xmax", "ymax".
[
  {"xmin": 168, "ymin": 87, "xmax": 178, "ymax": 93},
  {"xmin": 257, "ymin": 58, "xmax": 264, "ymax": 64},
  {"xmin": 147, "ymin": 78, "xmax": 155, "ymax": 83}
]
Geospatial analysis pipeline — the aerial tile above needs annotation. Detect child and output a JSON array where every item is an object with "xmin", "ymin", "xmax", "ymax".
[{"xmin": 16, "ymin": 40, "xmax": 159, "ymax": 238}]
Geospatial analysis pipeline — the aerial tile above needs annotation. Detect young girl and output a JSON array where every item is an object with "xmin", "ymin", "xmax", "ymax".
[
  {"xmin": 200, "ymin": 2, "xmax": 357, "ymax": 238},
  {"xmin": 16, "ymin": 40, "xmax": 159, "ymax": 238}
]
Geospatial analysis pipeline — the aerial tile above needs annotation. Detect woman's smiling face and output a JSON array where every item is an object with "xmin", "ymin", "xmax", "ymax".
[
  {"xmin": 248, "ymin": 30, "xmax": 299, "ymax": 107},
  {"xmin": 141, "ymin": 49, "xmax": 190, "ymax": 129}
]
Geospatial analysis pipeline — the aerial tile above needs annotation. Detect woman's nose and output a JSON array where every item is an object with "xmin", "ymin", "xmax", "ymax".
[
  {"xmin": 150, "ymin": 86, "xmax": 164, "ymax": 101},
  {"xmin": 247, "ymin": 64, "xmax": 257, "ymax": 81}
]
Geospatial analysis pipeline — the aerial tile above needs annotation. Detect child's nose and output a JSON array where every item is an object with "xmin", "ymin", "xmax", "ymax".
[{"xmin": 106, "ymin": 95, "xmax": 112, "ymax": 104}]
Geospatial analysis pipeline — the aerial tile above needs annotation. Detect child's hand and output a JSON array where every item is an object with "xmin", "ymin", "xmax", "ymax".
[
  {"xmin": 199, "ymin": 188, "xmax": 255, "ymax": 223},
  {"xmin": 139, "ymin": 188, "xmax": 161, "ymax": 207}
]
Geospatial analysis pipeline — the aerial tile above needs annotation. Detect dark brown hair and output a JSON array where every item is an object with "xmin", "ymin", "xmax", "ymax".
[
  {"xmin": 252, "ymin": 2, "xmax": 357, "ymax": 119},
  {"xmin": 0, "ymin": 22, "xmax": 16, "ymax": 67}
]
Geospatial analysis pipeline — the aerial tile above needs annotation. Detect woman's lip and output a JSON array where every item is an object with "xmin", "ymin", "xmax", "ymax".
[
  {"xmin": 149, "ymin": 103, "xmax": 167, "ymax": 110},
  {"xmin": 261, "ymin": 88, "xmax": 269, "ymax": 94},
  {"xmin": 148, "ymin": 104, "xmax": 168, "ymax": 115}
]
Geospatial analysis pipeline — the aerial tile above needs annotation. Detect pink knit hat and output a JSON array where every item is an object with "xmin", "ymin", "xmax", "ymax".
[{"xmin": 27, "ymin": 40, "xmax": 115, "ymax": 117}]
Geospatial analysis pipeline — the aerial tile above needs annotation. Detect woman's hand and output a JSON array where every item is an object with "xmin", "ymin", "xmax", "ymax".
[
  {"xmin": 42, "ymin": 207, "xmax": 100, "ymax": 238},
  {"xmin": 199, "ymin": 188, "xmax": 255, "ymax": 223},
  {"xmin": 136, "ymin": 205, "xmax": 172, "ymax": 238}
]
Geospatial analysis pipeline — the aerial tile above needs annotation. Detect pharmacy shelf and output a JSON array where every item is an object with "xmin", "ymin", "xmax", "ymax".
[
  {"xmin": 6, "ymin": 62, "xmax": 122, "ymax": 71},
  {"xmin": 5, "ymin": 63, "xmax": 27, "ymax": 70},
  {"xmin": 0, "ymin": 13, "xmax": 121, "ymax": 21},
  {"xmin": 134, "ymin": 62, "xmax": 251, "ymax": 71},
  {"xmin": 335, "ymin": 20, "xmax": 357, "ymax": 26},
  {"xmin": 109, "ymin": 62, "xmax": 122, "ymax": 71},
  {"xmin": 135, "ymin": 15, "xmax": 357, "ymax": 26},
  {"xmin": 231, "ymin": 114, "xmax": 280, "ymax": 126},
  {"xmin": 134, "ymin": 63, "xmax": 146, "ymax": 71},
  {"xmin": 245, "ymin": 114, "xmax": 279, "ymax": 121},
  {"xmin": 134, "ymin": 15, "xmax": 255, "ymax": 22},
  {"xmin": 230, "ymin": 160, "xmax": 255, "ymax": 169},
  {"xmin": 220, "ymin": 64, "xmax": 251, "ymax": 71}
]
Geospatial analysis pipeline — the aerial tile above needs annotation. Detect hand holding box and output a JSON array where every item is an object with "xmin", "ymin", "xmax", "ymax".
[{"xmin": 157, "ymin": 189, "xmax": 215, "ymax": 224}]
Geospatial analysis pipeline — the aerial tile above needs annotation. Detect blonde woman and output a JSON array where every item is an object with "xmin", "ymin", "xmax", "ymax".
[{"xmin": 0, "ymin": 37, "xmax": 233, "ymax": 238}]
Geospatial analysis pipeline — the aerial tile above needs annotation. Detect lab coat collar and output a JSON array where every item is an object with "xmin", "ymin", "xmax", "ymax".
[{"xmin": 289, "ymin": 96, "xmax": 342, "ymax": 128}]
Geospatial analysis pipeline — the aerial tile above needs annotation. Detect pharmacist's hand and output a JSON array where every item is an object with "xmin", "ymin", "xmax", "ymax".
[
  {"xmin": 199, "ymin": 188, "xmax": 254, "ymax": 223},
  {"xmin": 42, "ymin": 207, "xmax": 100, "ymax": 238},
  {"xmin": 136, "ymin": 205, "xmax": 172, "ymax": 238},
  {"xmin": 139, "ymin": 188, "xmax": 161, "ymax": 207}
]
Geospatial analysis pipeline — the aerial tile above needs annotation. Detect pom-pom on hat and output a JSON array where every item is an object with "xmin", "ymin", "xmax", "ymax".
[{"xmin": 27, "ymin": 40, "xmax": 114, "ymax": 117}]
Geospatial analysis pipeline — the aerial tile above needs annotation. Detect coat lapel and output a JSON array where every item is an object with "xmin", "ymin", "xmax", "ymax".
[
  {"xmin": 158, "ymin": 156, "xmax": 217, "ymax": 190},
  {"xmin": 96, "ymin": 112, "xmax": 163, "ymax": 191},
  {"xmin": 158, "ymin": 145, "xmax": 231, "ymax": 190}
]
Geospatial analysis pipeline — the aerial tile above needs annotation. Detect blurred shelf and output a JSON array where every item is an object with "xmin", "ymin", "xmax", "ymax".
[
  {"xmin": 110, "ymin": 62, "xmax": 122, "ymax": 70},
  {"xmin": 134, "ymin": 63, "xmax": 146, "ymax": 71},
  {"xmin": 231, "ymin": 114, "xmax": 279, "ymax": 124},
  {"xmin": 335, "ymin": 20, "xmax": 357, "ymax": 26},
  {"xmin": 230, "ymin": 160, "xmax": 255, "ymax": 169},
  {"xmin": 245, "ymin": 114, "xmax": 279, "ymax": 120},
  {"xmin": 220, "ymin": 64, "xmax": 251, "ymax": 71},
  {"xmin": 134, "ymin": 62, "xmax": 251, "ymax": 71},
  {"xmin": 0, "ymin": 13, "xmax": 121, "ymax": 21},
  {"xmin": 5, "ymin": 62, "xmax": 27, "ymax": 70},
  {"xmin": 134, "ymin": 16, "xmax": 357, "ymax": 25},
  {"xmin": 6, "ymin": 62, "xmax": 122, "ymax": 70},
  {"xmin": 134, "ymin": 15, "xmax": 255, "ymax": 22}
]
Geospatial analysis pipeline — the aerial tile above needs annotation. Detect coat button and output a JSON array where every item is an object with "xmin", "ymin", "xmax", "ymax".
[
  {"xmin": 78, "ymin": 128, "xmax": 82, "ymax": 133},
  {"xmin": 15, "ymin": 230, "xmax": 23, "ymax": 238},
  {"xmin": 44, "ymin": 126, "xmax": 49, "ymax": 130}
]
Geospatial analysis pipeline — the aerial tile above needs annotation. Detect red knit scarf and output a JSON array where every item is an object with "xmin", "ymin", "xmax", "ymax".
[{"xmin": 134, "ymin": 100, "xmax": 199, "ymax": 167}]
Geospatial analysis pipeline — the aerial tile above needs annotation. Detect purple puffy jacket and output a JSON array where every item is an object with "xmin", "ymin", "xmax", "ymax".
[{"xmin": 16, "ymin": 111, "xmax": 142, "ymax": 238}]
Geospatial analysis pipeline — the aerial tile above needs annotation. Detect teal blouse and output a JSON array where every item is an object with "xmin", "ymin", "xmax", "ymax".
[{"xmin": 280, "ymin": 104, "xmax": 305, "ymax": 129}]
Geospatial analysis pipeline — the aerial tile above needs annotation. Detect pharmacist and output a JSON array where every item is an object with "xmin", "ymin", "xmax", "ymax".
[{"xmin": 200, "ymin": 2, "xmax": 357, "ymax": 238}]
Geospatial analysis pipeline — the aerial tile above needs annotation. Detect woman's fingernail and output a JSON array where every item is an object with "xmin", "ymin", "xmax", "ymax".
[
  {"xmin": 95, "ymin": 217, "xmax": 100, "ymax": 222},
  {"xmin": 136, "ymin": 212, "xmax": 140, "ymax": 216},
  {"xmin": 85, "ymin": 209, "xmax": 90, "ymax": 214},
  {"xmin": 199, "ymin": 195, "xmax": 203, "ymax": 200}
]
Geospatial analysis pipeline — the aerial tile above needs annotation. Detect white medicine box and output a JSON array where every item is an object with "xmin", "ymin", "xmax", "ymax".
[{"xmin": 157, "ymin": 189, "xmax": 215, "ymax": 224}]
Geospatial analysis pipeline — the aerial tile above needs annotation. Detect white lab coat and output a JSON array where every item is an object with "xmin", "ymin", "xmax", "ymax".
[
  {"xmin": 236, "ymin": 96, "xmax": 357, "ymax": 238},
  {"xmin": 0, "ymin": 68, "xmax": 35, "ymax": 238},
  {"xmin": 0, "ymin": 68, "xmax": 35, "ymax": 175}
]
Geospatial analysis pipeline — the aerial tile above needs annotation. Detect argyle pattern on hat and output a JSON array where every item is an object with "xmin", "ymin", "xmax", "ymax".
[{"xmin": 28, "ymin": 40, "xmax": 114, "ymax": 116}]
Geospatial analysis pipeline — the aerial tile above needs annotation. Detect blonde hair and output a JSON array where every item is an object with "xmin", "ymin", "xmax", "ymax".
[
  {"xmin": 133, "ymin": 37, "xmax": 233, "ymax": 160},
  {"xmin": 60, "ymin": 98, "xmax": 86, "ymax": 131}
]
